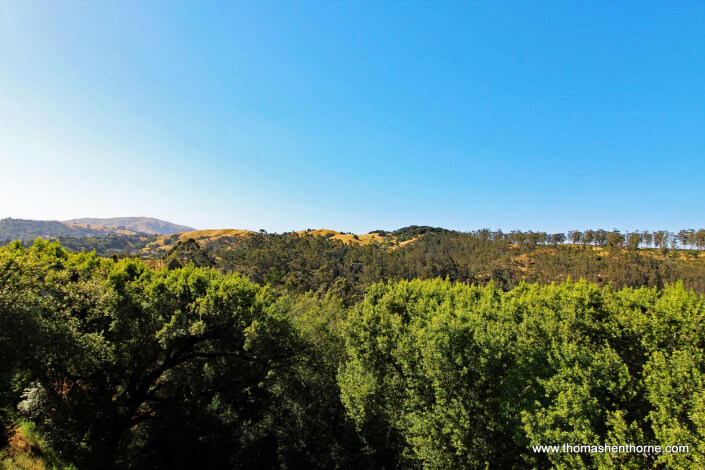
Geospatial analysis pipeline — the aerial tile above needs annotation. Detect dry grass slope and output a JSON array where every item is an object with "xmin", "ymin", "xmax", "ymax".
[
  {"xmin": 0, "ymin": 421, "xmax": 74, "ymax": 470},
  {"xmin": 295, "ymin": 229, "xmax": 391, "ymax": 245},
  {"xmin": 179, "ymin": 229, "xmax": 254, "ymax": 240},
  {"xmin": 139, "ymin": 227, "xmax": 427, "ymax": 257},
  {"xmin": 142, "ymin": 229, "xmax": 255, "ymax": 254}
]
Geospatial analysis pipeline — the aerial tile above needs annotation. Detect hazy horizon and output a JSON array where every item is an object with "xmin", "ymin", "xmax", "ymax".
[{"xmin": 2, "ymin": 215, "xmax": 702, "ymax": 238}]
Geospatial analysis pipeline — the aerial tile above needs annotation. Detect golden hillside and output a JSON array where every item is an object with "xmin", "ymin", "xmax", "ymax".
[
  {"xmin": 142, "ymin": 228, "xmax": 402, "ymax": 255},
  {"xmin": 143, "ymin": 229, "xmax": 256, "ymax": 253},
  {"xmin": 294, "ymin": 229, "xmax": 392, "ymax": 245}
]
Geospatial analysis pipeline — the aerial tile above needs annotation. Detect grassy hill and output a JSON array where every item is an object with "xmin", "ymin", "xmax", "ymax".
[
  {"xmin": 64, "ymin": 217, "xmax": 194, "ymax": 235},
  {"xmin": 4, "ymin": 223, "xmax": 704, "ymax": 300},
  {"xmin": 0, "ymin": 217, "xmax": 195, "ymax": 243},
  {"xmin": 141, "ymin": 225, "xmax": 446, "ymax": 256},
  {"xmin": 139, "ymin": 227, "xmax": 416, "ymax": 258},
  {"xmin": 143, "ymin": 227, "xmax": 705, "ymax": 304},
  {"xmin": 0, "ymin": 218, "xmax": 146, "ymax": 242}
]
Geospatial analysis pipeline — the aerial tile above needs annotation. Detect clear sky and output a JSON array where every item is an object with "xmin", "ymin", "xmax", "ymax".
[{"xmin": 1, "ymin": 1, "xmax": 703, "ymax": 233}]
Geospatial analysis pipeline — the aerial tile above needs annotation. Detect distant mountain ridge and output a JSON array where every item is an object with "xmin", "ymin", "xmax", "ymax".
[
  {"xmin": 64, "ymin": 217, "xmax": 195, "ymax": 235},
  {"xmin": 0, "ymin": 218, "xmax": 145, "ymax": 242},
  {"xmin": 0, "ymin": 217, "xmax": 194, "ymax": 242}
]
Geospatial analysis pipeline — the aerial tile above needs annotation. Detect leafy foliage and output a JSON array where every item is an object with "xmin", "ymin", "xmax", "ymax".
[
  {"xmin": 340, "ymin": 279, "xmax": 705, "ymax": 469},
  {"xmin": 0, "ymin": 240, "xmax": 364, "ymax": 469},
  {"xmin": 0, "ymin": 240, "xmax": 703, "ymax": 468},
  {"xmin": 193, "ymin": 230, "xmax": 705, "ymax": 305}
]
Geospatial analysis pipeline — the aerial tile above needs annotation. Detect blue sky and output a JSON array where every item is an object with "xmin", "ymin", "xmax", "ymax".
[{"xmin": 0, "ymin": 1, "xmax": 703, "ymax": 233}]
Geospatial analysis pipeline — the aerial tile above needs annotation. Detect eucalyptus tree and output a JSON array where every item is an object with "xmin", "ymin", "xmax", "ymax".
[
  {"xmin": 686, "ymin": 229, "xmax": 696, "ymax": 249},
  {"xmin": 678, "ymin": 230, "xmax": 690, "ymax": 249},
  {"xmin": 569, "ymin": 230, "xmax": 583, "ymax": 245},
  {"xmin": 696, "ymin": 229, "xmax": 705, "ymax": 250},
  {"xmin": 642, "ymin": 230, "xmax": 654, "ymax": 248},
  {"xmin": 627, "ymin": 231, "xmax": 642, "ymax": 250},
  {"xmin": 594, "ymin": 229, "xmax": 608, "ymax": 247},
  {"xmin": 606, "ymin": 230, "xmax": 625, "ymax": 249}
]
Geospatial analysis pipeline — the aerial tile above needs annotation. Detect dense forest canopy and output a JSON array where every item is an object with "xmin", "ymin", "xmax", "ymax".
[
  {"xmin": 154, "ymin": 227, "xmax": 705, "ymax": 303},
  {"xmin": 0, "ymin": 240, "xmax": 703, "ymax": 469},
  {"xmin": 6, "ymin": 226, "xmax": 701, "ymax": 302}
]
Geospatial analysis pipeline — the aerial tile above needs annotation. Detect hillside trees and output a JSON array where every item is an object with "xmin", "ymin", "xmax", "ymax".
[
  {"xmin": 204, "ymin": 229, "xmax": 705, "ymax": 303},
  {"xmin": 164, "ymin": 238, "xmax": 215, "ymax": 269},
  {"xmin": 697, "ymin": 229, "xmax": 705, "ymax": 250},
  {"xmin": 339, "ymin": 280, "xmax": 527, "ymax": 467},
  {"xmin": 642, "ymin": 230, "xmax": 654, "ymax": 248},
  {"xmin": 594, "ymin": 229, "xmax": 608, "ymax": 247},
  {"xmin": 1, "ymin": 240, "xmax": 704, "ymax": 468},
  {"xmin": 677, "ymin": 230, "xmax": 696, "ymax": 250},
  {"xmin": 0, "ymin": 240, "xmax": 364, "ymax": 469},
  {"xmin": 569, "ymin": 230, "xmax": 583, "ymax": 244},
  {"xmin": 0, "ymin": 242, "xmax": 43, "ymax": 436},
  {"xmin": 340, "ymin": 279, "xmax": 705, "ymax": 469},
  {"xmin": 627, "ymin": 231, "xmax": 642, "ymax": 250},
  {"xmin": 607, "ymin": 230, "xmax": 626, "ymax": 249}
]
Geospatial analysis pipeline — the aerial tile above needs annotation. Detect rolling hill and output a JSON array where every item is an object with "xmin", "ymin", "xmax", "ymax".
[
  {"xmin": 0, "ymin": 218, "xmax": 146, "ymax": 241},
  {"xmin": 64, "ymin": 217, "xmax": 195, "ymax": 235},
  {"xmin": 139, "ymin": 227, "xmax": 415, "ymax": 257},
  {"xmin": 142, "ymin": 225, "xmax": 445, "ymax": 255},
  {"xmin": 0, "ymin": 217, "xmax": 194, "ymax": 242}
]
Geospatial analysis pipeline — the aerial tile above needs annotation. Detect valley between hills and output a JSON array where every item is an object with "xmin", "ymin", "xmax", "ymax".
[
  {"xmin": 2, "ymin": 224, "xmax": 704, "ymax": 469},
  {"xmin": 2, "ymin": 217, "xmax": 704, "ymax": 301}
]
